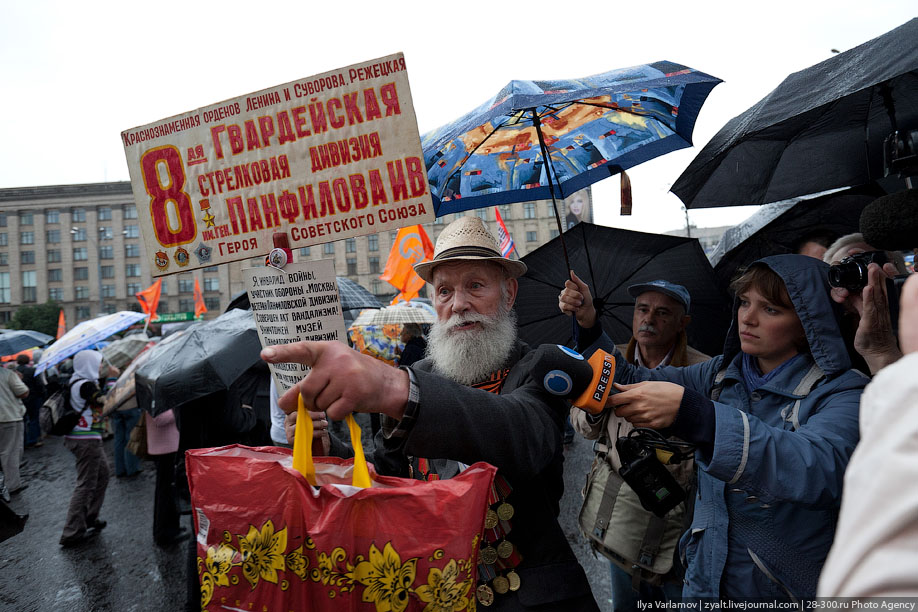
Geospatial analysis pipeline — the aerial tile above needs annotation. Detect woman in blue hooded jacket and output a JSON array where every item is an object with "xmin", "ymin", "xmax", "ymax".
[{"xmin": 559, "ymin": 254, "xmax": 868, "ymax": 600}]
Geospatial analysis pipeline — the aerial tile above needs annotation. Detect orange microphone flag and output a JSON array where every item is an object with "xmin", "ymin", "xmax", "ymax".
[
  {"xmin": 56, "ymin": 309, "xmax": 66, "ymax": 339},
  {"xmin": 193, "ymin": 278, "xmax": 208, "ymax": 318},
  {"xmin": 135, "ymin": 278, "xmax": 163, "ymax": 321},
  {"xmin": 380, "ymin": 225, "xmax": 434, "ymax": 304}
]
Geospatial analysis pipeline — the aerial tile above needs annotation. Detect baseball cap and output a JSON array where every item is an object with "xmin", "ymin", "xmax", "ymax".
[{"xmin": 627, "ymin": 280, "xmax": 691, "ymax": 313}]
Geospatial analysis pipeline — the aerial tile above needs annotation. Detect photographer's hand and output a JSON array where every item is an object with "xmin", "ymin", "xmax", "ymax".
[
  {"xmin": 609, "ymin": 381, "xmax": 683, "ymax": 429},
  {"xmin": 559, "ymin": 270, "xmax": 597, "ymax": 329},
  {"xmin": 854, "ymin": 263, "xmax": 902, "ymax": 374},
  {"xmin": 899, "ymin": 274, "xmax": 918, "ymax": 355}
]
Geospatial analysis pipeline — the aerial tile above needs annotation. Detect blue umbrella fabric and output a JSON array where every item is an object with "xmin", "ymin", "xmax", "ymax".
[
  {"xmin": 35, "ymin": 311, "xmax": 149, "ymax": 375},
  {"xmin": 0, "ymin": 330, "xmax": 54, "ymax": 357},
  {"xmin": 422, "ymin": 61, "xmax": 721, "ymax": 216}
]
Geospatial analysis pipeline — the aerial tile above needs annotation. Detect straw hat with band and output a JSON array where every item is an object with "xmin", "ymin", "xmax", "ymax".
[{"xmin": 413, "ymin": 216, "xmax": 527, "ymax": 282}]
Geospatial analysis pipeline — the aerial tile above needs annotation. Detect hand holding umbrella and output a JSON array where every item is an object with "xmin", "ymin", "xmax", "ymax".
[{"xmin": 559, "ymin": 271, "xmax": 597, "ymax": 329}]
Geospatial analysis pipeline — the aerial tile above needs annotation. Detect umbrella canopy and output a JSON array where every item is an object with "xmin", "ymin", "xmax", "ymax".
[
  {"xmin": 35, "ymin": 311, "xmax": 148, "ymax": 375},
  {"xmin": 103, "ymin": 333, "xmax": 183, "ymax": 414},
  {"xmin": 423, "ymin": 61, "xmax": 721, "ymax": 216},
  {"xmin": 134, "ymin": 309, "xmax": 262, "ymax": 415},
  {"xmin": 514, "ymin": 223, "xmax": 731, "ymax": 356},
  {"xmin": 673, "ymin": 18, "xmax": 918, "ymax": 209},
  {"xmin": 101, "ymin": 335, "xmax": 155, "ymax": 370},
  {"xmin": 709, "ymin": 188, "xmax": 881, "ymax": 292},
  {"xmin": 351, "ymin": 305, "xmax": 435, "ymax": 327},
  {"xmin": 0, "ymin": 330, "xmax": 53, "ymax": 357},
  {"xmin": 347, "ymin": 323, "xmax": 403, "ymax": 366}
]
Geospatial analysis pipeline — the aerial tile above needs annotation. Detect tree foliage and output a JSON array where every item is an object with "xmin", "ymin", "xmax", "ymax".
[{"xmin": 9, "ymin": 301, "xmax": 61, "ymax": 337}]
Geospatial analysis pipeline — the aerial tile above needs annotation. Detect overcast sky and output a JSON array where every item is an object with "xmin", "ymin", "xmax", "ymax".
[{"xmin": 1, "ymin": 1, "xmax": 914, "ymax": 233}]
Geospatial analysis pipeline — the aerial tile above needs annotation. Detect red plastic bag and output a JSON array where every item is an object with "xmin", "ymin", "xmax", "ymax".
[{"xmin": 186, "ymin": 414, "xmax": 496, "ymax": 611}]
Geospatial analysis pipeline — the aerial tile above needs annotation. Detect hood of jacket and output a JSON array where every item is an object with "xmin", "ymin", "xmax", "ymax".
[
  {"xmin": 722, "ymin": 254, "xmax": 851, "ymax": 377},
  {"xmin": 72, "ymin": 350, "xmax": 103, "ymax": 383}
]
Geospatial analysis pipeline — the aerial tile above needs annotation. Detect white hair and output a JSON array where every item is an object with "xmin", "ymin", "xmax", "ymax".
[{"xmin": 823, "ymin": 232, "xmax": 908, "ymax": 273}]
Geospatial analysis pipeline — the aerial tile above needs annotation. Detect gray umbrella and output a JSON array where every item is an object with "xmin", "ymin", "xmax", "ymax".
[
  {"xmin": 0, "ymin": 330, "xmax": 54, "ymax": 357},
  {"xmin": 673, "ymin": 18, "xmax": 918, "ymax": 209}
]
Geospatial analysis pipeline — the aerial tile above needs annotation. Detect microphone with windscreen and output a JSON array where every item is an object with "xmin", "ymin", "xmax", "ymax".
[
  {"xmin": 859, "ymin": 189, "xmax": 918, "ymax": 251},
  {"xmin": 528, "ymin": 344, "xmax": 615, "ymax": 415}
]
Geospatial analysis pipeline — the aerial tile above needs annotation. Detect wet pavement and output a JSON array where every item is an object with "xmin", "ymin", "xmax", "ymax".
[{"xmin": 1, "ymin": 414, "xmax": 610, "ymax": 611}]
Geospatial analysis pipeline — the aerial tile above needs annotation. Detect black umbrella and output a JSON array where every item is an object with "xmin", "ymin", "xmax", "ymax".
[
  {"xmin": 709, "ymin": 187, "xmax": 882, "ymax": 292},
  {"xmin": 0, "ymin": 330, "xmax": 53, "ymax": 357},
  {"xmin": 514, "ymin": 223, "xmax": 731, "ymax": 356},
  {"xmin": 135, "ymin": 309, "xmax": 262, "ymax": 416},
  {"xmin": 224, "ymin": 277, "xmax": 381, "ymax": 312},
  {"xmin": 0, "ymin": 499, "xmax": 27, "ymax": 544},
  {"xmin": 672, "ymin": 18, "xmax": 918, "ymax": 209}
]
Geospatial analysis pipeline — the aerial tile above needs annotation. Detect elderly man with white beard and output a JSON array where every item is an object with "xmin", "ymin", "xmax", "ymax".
[{"xmin": 264, "ymin": 216, "xmax": 599, "ymax": 611}]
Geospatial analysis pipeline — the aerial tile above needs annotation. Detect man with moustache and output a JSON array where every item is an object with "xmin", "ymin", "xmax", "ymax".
[{"xmin": 266, "ymin": 216, "xmax": 598, "ymax": 611}]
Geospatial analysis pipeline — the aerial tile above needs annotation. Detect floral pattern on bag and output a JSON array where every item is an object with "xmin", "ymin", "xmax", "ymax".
[{"xmin": 197, "ymin": 519, "xmax": 479, "ymax": 612}]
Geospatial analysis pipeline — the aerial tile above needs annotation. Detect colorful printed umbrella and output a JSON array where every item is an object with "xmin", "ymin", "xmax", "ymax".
[
  {"xmin": 35, "ymin": 311, "xmax": 149, "ymax": 375},
  {"xmin": 348, "ymin": 322, "xmax": 403, "ymax": 366},
  {"xmin": 423, "ymin": 61, "xmax": 721, "ymax": 216}
]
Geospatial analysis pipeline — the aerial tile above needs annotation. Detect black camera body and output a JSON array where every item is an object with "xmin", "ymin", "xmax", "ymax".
[
  {"xmin": 616, "ymin": 435, "xmax": 686, "ymax": 517},
  {"xmin": 827, "ymin": 250, "xmax": 890, "ymax": 291}
]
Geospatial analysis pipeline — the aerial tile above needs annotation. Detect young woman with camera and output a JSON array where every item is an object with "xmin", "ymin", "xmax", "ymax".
[{"xmin": 559, "ymin": 254, "xmax": 868, "ymax": 600}]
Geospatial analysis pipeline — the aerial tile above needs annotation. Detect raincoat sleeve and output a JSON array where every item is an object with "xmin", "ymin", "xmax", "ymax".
[
  {"xmin": 393, "ymin": 355, "xmax": 565, "ymax": 484},
  {"xmin": 697, "ymin": 380, "xmax": 863, "ymax": 509}
]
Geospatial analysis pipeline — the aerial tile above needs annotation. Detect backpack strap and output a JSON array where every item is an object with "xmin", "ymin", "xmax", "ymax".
[
  {"xmin": 634, "ymin": 514, "xmax": 668, "ymax": 589},
  {"xmin": 592, "ymin": 471, "xmax": 623, "ymax": 541}
]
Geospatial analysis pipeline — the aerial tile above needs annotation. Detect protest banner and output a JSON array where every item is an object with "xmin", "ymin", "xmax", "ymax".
[
  {"xmin": 122, "ymin": 52, "xmax": 433, "ymax": 276},
  {"xmin": 244, "ymin": 259, "xmax": 347, "ymax": 391}
]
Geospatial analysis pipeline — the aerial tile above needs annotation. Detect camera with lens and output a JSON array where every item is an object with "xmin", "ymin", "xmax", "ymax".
[
  {"xmin": 827, "ymin": 251, "xmax": 891, "ymax": 292},
  {"xmin": 616, "ymin": 429, "xmax": 692, "ymax": 517}
]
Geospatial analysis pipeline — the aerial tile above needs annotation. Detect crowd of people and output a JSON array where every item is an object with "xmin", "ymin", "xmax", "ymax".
[{"xmin": 2, "ymin": 213, "xmax": 915, "ymax": 609}]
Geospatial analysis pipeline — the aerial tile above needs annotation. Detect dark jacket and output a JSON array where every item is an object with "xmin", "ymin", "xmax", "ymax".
[
  {"xmin": 375, "ymin": 340, "xmax": 598, "ymax": 611},
  {"xmin": 397, "ymin": 336, "xmax": 427, "ymax": 367},
  {"xmin": 582, "ymin": 255, "xmax": 867, "ymax": 599}
]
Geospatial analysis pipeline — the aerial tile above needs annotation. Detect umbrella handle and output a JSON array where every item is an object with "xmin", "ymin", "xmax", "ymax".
[{"xmin": 292, "ymin": 395, "xmax": 371, "ymax": 489}]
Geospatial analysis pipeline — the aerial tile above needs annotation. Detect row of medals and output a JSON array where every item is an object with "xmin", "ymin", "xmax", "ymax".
[{"xmin": 476, "ymin": 501, "xmax": 519, "ymax": 606}]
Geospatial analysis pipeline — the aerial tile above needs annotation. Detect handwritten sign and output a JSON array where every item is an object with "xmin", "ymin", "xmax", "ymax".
[
  {"xmin": 245, "ymin": 259, "xmax": 347, "ymax": 392},
  {"xmin": 122, "ymin": 53, "xmax": 433, "ymax": 276}
]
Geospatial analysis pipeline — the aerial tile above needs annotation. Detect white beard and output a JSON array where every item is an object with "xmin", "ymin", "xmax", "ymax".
[{"xmin": 426, "ymin": 306, "xmax": 517, "ymax": 386}]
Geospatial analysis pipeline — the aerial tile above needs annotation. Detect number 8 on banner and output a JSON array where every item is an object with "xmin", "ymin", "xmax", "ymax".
[{"xmin": 140, "ymin": 146, "xmax": 197, "ymax": 247}]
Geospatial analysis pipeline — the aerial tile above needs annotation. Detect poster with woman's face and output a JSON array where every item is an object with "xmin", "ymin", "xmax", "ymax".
[{"xmin": 565, "ymin": 188, "xmax": 592, "ymax": 229}]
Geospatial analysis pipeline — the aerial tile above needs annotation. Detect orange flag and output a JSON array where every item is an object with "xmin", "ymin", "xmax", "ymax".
[
  {"xmin": 193, "ymin": 278, "xmax": 207, "ymax": 318},
  {"xmin": 56, "ymin": 309, "xmax": 66, "ymax": 339},
  {"xmin": 135, "ymin": 278, "xmax": 162, "ymax": 321},
  {"xmin": 380, "ymin": 225, "xmax": 434, "ymax": 304}
]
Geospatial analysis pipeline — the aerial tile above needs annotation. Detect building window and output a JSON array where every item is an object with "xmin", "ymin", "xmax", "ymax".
[
  {"xmin": 549, "ymin": 229, "xmax": 560, "ymax": 239},
  {"xmin": 526, "ymin": 231, "xmax": 538, "ymax": 242},
  {"xmin": 74, "ymin": 247, "xmax": 88, "ymax": 261},
  {"xmin": 434, "ymin": 215, "xmax": 444, "ymax": 225},
  {"xmin": 299, "ymin": 247, "xmax": 310, "ymax": 257},
  {"xmin": 204, "ymin": 277, "xmax": 219, "ymax": 292},
  {"xmin": 76, "ymin": 306, "xmax": 91, "ymax": 320},
  {"xmin": 71, "ymin": 227, "xmax": 87, "ymax": 241},
  {"xmin": 205, "ymin": 297, "xmax": 220, "ymax": 311},
  {"xmin": 75, "ymin": 286, "xmax": 90, "ymax": 300},
  {"xmin": 74, "ymin": 267, "xmax": 89, "ymax": 281},
  {"xmin": 160, "ymin": 281, "xmax": 168, "ymax": 295},
  {"xmin": 102, "ymin": 284, "xmax": 116, "ymax": 298},
  {"xmin": 547, "ymin": 201, "xmax": 557, "ymax": 216},
  {"xmin": 98, "ymin": 207, "xmax": 112, "ymax": 221},
  {"xmin": 178, "ymin": 278, "xmax": 194, "ymax": 293},
  {"xmin": 48, "ymin": 269, "xmax": 62, "ymax": 282},
  {"xmin": 0, "ymin": 253, "xmax": 6, "ymax": 266},
  {"xmin": 476, "ymin": 209, "xmax": 489, "ymax": 222},
  {"xmin": 125, "ymin": 244, "xmax": 140, "ymax": 257},
  {"xmin": 204, "ymin": 266, "xmax": 218, "ymax": 272},
  {"xmin": 46, "ymin": 210, "xmax": 60, "ymax": 224},
  {"xmin": 19, "ymin": 212, "xmax": 33, "ymax": 226},
  {"xmin": 0, "ymin": 233, "xmax": 6, "ymax": 246},
  {"xmin": 524, "ymin": 203, "xmax": 536, "ymax": 219},
  {"xmin": 46, "ymin": 229, "xmax": 61, "ymax": 243},
  {"xmin": 0, "ymin": 213, "xmax": 6, "ymax": 227},
  {"xmin": 72, "ymin": 208, "xmax": 86, "ymax": 223},
  {"xmin": 126, "ymin": 283, "xmax": 141, "ymax": 295},
  {"xmin": 123, "ymin": 205, "xmax": 138, "ymax": 219},
  {"xmin": 21, "ymin": 251, "xmax": 35, "ymax": 265},
  {"xmin": 371, "ymin": 280, "xmax": 382, "ymax": 295},
  {"xmin": 369, "ymin": 257, "xmax": 380, "ymax": 274},
  {"xmin": 125, "ymin": 263, "xmax": 141, "ymax": 277},
  {"xmin": 346, "ymin": 238, "xmax": 357, "ymax": 253},
  {"xmin": 22, "ymin": 271, "xmax": 37, "ymax": 303},
  {"xmin": 124, "ymin": 225, "xmax": 140, "ymax": 238},
  {"xmin": 102, "ymin": 304, "xmax": 117, "ymax": 315},
  {"xmin": 347, "ymin": 258, "xmax": 357, "ymax": 275},
  {"xmin": 49, "ymin": 287, "xmax": 64, "ymax": 301},
  {"xmin": 101, "ymin": 265, "xmax": 114, "ymax": 279},
  {"xmin": 179, "ymin": 298, "xmax": 194, "ymax": 312},
  {"xmin": 100, "ymin": 245, "xmax": 113, "ymax": 259},
  {"xmin": 500, "ymin": 205, "xmax": 511, "ymax": 219},
  {"xmin": 323, "ymin": 243, "xmax": 335, "ymax": 255},
  {"xmin": 368, "ymin": 234, "xmax": 378, "ymax": 251},
  {"xmin": 20, "ymin": 231, "xmax": 34, "ymax": 245},
  {"xmin": 99, "ymin": 227, "xmax": 113, "ymax": 240},
  {"xmin": 390, "ymin": 231, "xmax": 398, "ymax": 243},
  {"xmin": 48, "ymin": 249, "xmax": 62, "ymax": 263},
  {"xmin": 0, "ymin": 272, "xmax": 9, "ymax": 303}
]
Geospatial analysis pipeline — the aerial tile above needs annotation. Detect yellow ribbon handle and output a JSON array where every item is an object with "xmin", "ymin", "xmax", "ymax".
[{"xmin": 291, "ymin": 395, "xmax": 371, "ymax": 489}]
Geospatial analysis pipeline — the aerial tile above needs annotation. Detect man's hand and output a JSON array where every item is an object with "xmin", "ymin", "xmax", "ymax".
[
  {"xmin": 262, "ymin": 340, "xmax": 410, "ymax": 421},
  {"xmin": 833, "ymin": 263, "xmax": 902, "ymax": 374},
  {"xmin": 559, "ymin": 270, "xmax": 597, "ymax": 329},
  {"xmin": 608, "ymin": 381, "xmax": 684, "ymax": 429},
  {"xmin": 899, "ymin": 273, "xmax": 918, "ymax": 355},
  {"xmin": 283, "ymin": 409, "xmax": 330, "ymax": 452}
]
